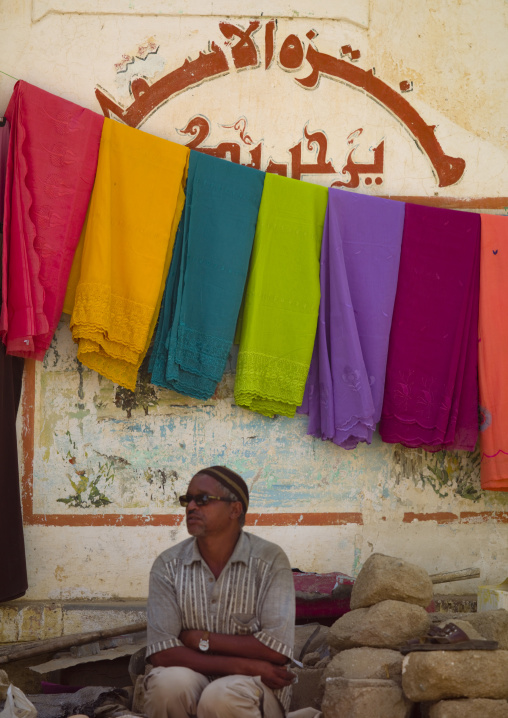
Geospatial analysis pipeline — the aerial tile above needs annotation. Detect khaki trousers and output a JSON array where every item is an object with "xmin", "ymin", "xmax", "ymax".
[{"xmin": 144, "ymin": 666, "xmax": 285, "ymax": 718}]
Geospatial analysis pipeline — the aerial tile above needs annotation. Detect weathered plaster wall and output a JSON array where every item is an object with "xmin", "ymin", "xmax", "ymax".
[{"xmin": 1, "ymin": 0, "xmax": 508, "ymax": 604}]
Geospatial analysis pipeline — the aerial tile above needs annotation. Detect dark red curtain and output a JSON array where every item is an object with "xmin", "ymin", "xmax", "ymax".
[{"xmin": 0, "ymin": 225, "xmax": 27, "ymax": 601}]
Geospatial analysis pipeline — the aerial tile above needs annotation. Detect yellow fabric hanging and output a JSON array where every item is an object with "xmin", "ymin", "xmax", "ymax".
[{"xmin": 69, "ymin": 118, "xmax": 189, "ymax": 390}]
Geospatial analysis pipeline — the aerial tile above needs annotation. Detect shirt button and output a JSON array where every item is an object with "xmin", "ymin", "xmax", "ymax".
[
  {"xmin": 211, "ymin": 599, "xmax": 217, "ymax": 604},
  {"xmin": 209, "ymin": 578, "xmax": 213, "ymax": 583}
]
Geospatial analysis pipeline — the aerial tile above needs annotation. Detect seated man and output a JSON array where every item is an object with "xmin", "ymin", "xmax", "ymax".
[{"xmin": 144, "ymin": 466, "xmax": 296, "ymax": 718}]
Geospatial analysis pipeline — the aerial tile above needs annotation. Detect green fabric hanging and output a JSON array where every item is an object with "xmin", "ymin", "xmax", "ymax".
[{"xmin": 235, "ymin": 173, "xmax": 328, "ymax": 417}]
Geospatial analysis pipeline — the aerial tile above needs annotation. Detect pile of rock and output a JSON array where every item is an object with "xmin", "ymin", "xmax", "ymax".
[{"xmin": 321, "ymin": 553, "xmax": 508, "ymax": 718}]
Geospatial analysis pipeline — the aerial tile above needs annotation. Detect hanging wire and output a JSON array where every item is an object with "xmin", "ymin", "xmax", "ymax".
[{"xmin": 0, "ymin": 70, "xmax": 19, "ymax": 81}]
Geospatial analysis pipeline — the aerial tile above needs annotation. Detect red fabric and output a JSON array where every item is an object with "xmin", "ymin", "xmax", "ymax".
[
  {"xmin": 293, "ymin": 571, "xmax": 353, "ymax": 623},
  {"xmin": 380, "ymin": 204, "xmax": 480, "ymax": 451},
  {"xmin": 1, "ymin": 81, "xmax": 103, "ymax": 359}
]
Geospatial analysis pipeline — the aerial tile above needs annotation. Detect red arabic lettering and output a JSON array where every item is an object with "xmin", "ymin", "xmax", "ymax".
[
  {"xmin": 219, "ymin": 21, "xmax": 261, "ymax": 70},
  {"xmin": 95, "ymin": 20, "xmax": 465, "ymax": 187},
  {"xmin": 289, "ymin": 125, "xmax": 336, "ymax": 180},
  {"xmin": 179, "ymin": 116, "xmax": 241, "ymax": 163},
  {"xmin": 279, "ymin": 34, "xmax": 305, "ymax": 71},
  {"xmin": 332, "ymin": 140, "xmax": 385, "ymax": 189},
  {"xmin": 296, "ymin": 43, "xmax": 464, "ymax": 187},
  {"xmin": 265, "ymin": 20, "xmax": 277, "ymax": 70},
  {"xmin": 95, "ymin": 41, "xmax": 229, "ymax": 127}
]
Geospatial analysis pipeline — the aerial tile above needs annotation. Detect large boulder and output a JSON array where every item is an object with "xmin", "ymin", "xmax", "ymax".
[
  {"xmin": 402, "ymin": 650, "xmax": 508, "ymax": 701},
  {"xmin": 323, "ymin": 647, "xmax": 403, "ymax": 683},
  {"xmin": 428, "ymin": 698, "xmax": 508, "ymax": 717},
  {"xmin": 322, "ymin": 677, "xmax": 412, "ymax": 718},
  {"xmin": 468, "ymin": 610, "xmax": 508, "ymax": 650},
  {"xmin": 350, "ymin": 553, "xmax": 433, "ymax": 609},
  {"xmin": 328, "ymin": 600, "xmax": 431, "ymax": 652}
]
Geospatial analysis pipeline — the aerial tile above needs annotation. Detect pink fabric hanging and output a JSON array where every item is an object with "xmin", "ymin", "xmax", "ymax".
[
  {"xmin": 379, "ymin": 203, "xmax": 480, "ymax": 451},
  {"xmin": 0, "ymin": 119, "xmax": 9, "ymax": 226},
  {"xmin": 1, "ymin": 81, "xmax": 103, "ymax": 359}
]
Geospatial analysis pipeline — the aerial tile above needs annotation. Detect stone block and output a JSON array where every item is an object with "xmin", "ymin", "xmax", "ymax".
[
  {"xmin": 290, "ymin": 667, "xmax": 325, "ymax": 712},
  {"xmin": 17, "ymin": 603, "xmax": 63, "ymax": 641},
  {"xmin": 468, "ymin": 610, "xmax": 508, "ymax": 650},
  {"xmin": 402, "ymin": 650, "xmax": 508, "ymax": 701},
  {"xmin": 350, "ymin": 553, "xmax": 433, "ymax": 609},
  {"xmin": 328, "ymin": 600, "xmax": 430, "ymax": 652},
  {"xmin": 429, "ymin": 698, "xmax": 508, "ymax": 717},
  {"xmin": 324, "ymin": 647, "xmax": 403, "ymax": 683},
  {"xmin": 0, "ymin": 606, "xmax": 19, "ymax": 643},
  {"xmin": 322, "ymin": 677, "xmax": 412, "ymax": 718}
]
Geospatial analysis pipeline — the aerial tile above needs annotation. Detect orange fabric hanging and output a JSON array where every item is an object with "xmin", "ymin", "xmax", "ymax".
[{"xmin": 479, "ymin": 213, "xmax": 508, "ymax": 491}]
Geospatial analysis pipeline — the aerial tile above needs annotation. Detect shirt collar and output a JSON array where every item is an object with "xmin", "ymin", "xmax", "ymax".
[{"xmin": 183, "ymin": 531, "xmax": 250, "ymax": 567}]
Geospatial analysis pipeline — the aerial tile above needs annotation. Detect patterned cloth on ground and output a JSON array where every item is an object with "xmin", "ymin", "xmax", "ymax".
[
  {"xmin": 234, "ymin": 173, "xmax": 328, "ymax": 418},
  {"xmin": 299, "ymin": 189, "xmax": 405, "ymax": 448},
  {"xmin": 0, "ymin": 81, "xmax": 103, "ymax": 359},
  {"xmin": 149, "ymin": 151, "xmax": 264, "ymax": 399},
  {"xmin": 379, "ymin": 203, "xmax": 480, "ymax": 451},
  {"xmin": 70, "ymin": 118, "xmax": 189, "ymax": 391},
  {"xmin": 478, "ymin": 214, "xmax": 508, "ymax": 491}
]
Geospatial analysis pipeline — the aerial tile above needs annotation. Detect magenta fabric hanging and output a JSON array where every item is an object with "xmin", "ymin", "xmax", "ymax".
[
  {"xmin": 0, "ymin": 119, "xmax": 9, "ymax": 226},
  {"xmin": 1, "ymin": 81, "xmax": 103, "ymax": 360},
  {"xmin": 299, "ymin": 189, "xmax": 405, "ymax": 448},
  {"xmin": 379, "ymin": 203, "xmax": 480, "ymax": 451}
]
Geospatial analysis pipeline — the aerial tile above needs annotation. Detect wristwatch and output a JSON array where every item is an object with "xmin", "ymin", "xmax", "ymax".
[{"xmin": 198, "ymin": 631, "xmax": 210, "ymax": 652}]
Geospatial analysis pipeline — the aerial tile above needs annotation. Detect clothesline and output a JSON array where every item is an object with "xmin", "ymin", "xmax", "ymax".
[
  {"xmin": 1, "ymin": 79, "xmax": 507, "ymax": 492},
  {"xmin": 0, "ymin": 69, "xmax": 19, "ymax": 80}
]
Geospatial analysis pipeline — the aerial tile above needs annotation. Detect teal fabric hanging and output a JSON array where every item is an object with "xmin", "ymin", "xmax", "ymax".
[{"xmin": 149, "ymin": 150, "xmax": 265, "ymax": 399}]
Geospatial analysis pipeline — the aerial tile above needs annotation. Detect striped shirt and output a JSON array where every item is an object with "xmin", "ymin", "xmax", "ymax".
[{"xmin": 146, "ymin": 531, "xmax": 295, "ymax": 713}]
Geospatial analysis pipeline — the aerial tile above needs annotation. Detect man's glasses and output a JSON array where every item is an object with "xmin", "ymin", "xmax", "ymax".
[{"xmin": 178, "ymin": 494, "xmax": 237, "ymax": 507}]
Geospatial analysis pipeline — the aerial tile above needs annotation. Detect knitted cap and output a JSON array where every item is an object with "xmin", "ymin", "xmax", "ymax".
[{"xmin": 196, "ymin": 466, "xmax": 249, "ymax": 513}]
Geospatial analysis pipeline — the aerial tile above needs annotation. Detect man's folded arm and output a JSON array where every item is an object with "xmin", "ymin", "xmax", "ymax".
[
  {"xmin": 178, "ymin": 629, "xmax": 288, "ymax": 664},
  {"xmin": 149, "ymin": 646, "xmax": 294, "ymax": 690}
]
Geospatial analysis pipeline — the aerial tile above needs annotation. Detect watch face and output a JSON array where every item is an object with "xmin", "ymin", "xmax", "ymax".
[{"xmin": 199, "ymin": 637, "xmax": 210, "ymax": 652}]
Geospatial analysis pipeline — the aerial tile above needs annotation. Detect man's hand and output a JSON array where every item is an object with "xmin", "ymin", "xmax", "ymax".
[{"xmin": 246, "ymin": 659, "xmax": 295, "ymax": 690}]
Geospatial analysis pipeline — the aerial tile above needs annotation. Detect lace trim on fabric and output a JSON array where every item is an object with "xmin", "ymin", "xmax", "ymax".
[
  {"xmin": 235, "ymin": 351, "xmax": 310, "ymax": 418},
  {"xmin": 72, "ymin": 282, "xmax": 155, "ymax": 354},
  {"xmin": 77, "ymin": 347, "xmax": 140, "ymax": 392},
  {"xmin": 380, "ymin": 414, "xmax": 477, "ymax": 452},
  {"xmin": 176, "ymin": 324, "xmax": 232, "ymax": 382},
  {"xmin": 72, "ymin": 282, "xmax": 155, "ymax": 390}
]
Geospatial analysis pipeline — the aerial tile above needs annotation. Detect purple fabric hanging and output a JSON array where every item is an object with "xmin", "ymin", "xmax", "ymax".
[
  {"xmin": 0, "ymin": 120, "xmax": 9, "ymax": 226},
  {"xmin": 379, "ymin": 203, "xmax": 480, "ymax": 451},
  {"xmin": 299, "ymin": 189, "xmax": 405, "ymax": 448}
]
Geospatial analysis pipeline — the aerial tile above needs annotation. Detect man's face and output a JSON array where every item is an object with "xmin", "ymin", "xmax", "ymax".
[{"xmin": 184, "ymin": 473, "xmax": 239, "ymax": 538}]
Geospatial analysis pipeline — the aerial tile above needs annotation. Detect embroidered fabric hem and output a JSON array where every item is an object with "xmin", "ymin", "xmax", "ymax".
[
  {"xmin": 72, "ymin": 283, "xmax": 156, "ymax": 355},
  {"xmin": 235, "ymin": 351, "xmax": 310, "ymax": 418},
  {"xmin": 72, "ymin": 330, "xmax": 139, "ymax": 365},
  {"xmin": 380, "ymin": 414, "xmax": 477, "ymax": 452},
  {"xmin": 175, "ymin": 324, "xmax": 232, "ymax": 382},
  {"xmin": 77, "ymin": 348, "xmax": 141, "ymax": 391}
]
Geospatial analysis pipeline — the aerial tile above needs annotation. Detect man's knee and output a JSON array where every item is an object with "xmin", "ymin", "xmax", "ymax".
[
  {"xmin": 145, "ymin": 666, "xmax": 209, "ymax": 716},
  {"xmin": 197, "ymin": 675, "xmax": 265, "ymax": 718}
]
